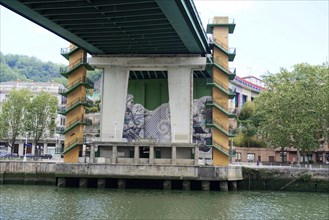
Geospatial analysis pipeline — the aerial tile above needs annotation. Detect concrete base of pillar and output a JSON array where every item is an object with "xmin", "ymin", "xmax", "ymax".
[
  {"xmin": 79, "ymin": 178, "xmax": 88, "ymax": 188},
  {"xmin": 182, "ymin": 180, "xmax": 190, "ymax": 190},
  {"xmin": 229, "ymin": 181, "xmax": 237, "ymax": 191},
  {"xmin": 97, "ymin": 178, "xmax": 106, "ymax": 189},
  {"xmin": 163, "ymin": 180, "xmax": 171, "ymax": 190},
  {"xmin": 202, "ymin": 181, "xmax": 210, "ymax": 191},
  {"xmin": 219, "ymin": 181, "xmax": 228, "ymax": 191},
  {"xmin": 57, "ymin": 178, "xmax": 66, "ymax": 187},
  {"xmin": 118, "ymin": 179, "xmax": 126, "ymax": 189}
]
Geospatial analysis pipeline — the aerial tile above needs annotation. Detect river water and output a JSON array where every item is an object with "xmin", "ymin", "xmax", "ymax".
[{"xmin": 0, "ymin": 185, "xmax": 328, "ymax": 220}]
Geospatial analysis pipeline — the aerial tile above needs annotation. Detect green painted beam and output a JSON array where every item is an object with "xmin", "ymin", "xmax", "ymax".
[{"xmin": 155, "ymin": 0, "xmax": 208, "ymax": 54}]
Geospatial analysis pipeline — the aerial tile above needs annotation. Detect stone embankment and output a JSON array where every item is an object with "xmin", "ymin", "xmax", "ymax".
[
  {"xmin": 0, "ymin": 161, "xmax": 242, "ymax": 191},
  {"xmin": 238, "ymin": 165, "xmax": 329, "ymax": 192}
]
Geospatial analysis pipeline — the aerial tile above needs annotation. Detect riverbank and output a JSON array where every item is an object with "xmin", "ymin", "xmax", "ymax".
[{"xmin": 238, "ymin": 166, "xmax": 329, "ymax": 192}]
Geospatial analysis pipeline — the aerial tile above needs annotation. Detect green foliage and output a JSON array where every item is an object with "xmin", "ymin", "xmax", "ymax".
[
  {"xmin": 235, "ymin": 101, "xmax": 266, "ymax": 148},
  {"xmin": 255, "ymin": 63, "xmax": 329, "ymax": 162},
  {"xmin": 87, "ymin": 69, "xmax": 102, "ymax": 82},
  {"xmin": 24, "ymin": 92, "xmax": 58, "ymax": 147},
  {"xmin": 0, "ymin": 90, "xmax": 58, "ymax": 152},
  {"xmin": 0, "ymin": 52, "xmax": 65, "ymax": 83},
  {"xmin": 0, "ymin": 89, "xmax": 32, "ymax": 152}
]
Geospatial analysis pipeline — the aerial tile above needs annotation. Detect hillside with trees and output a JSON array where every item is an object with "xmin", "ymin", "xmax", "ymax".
[{"xmin": 0, "ymin": 52, "xmax": 67, "ymax": 84}]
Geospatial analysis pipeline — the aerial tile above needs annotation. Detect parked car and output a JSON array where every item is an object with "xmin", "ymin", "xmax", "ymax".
[
  {"xmin": 0, "ymin": 152, "xmax": 18, "ymax": 158},
  {"xmin": 40, "ymin": 154, "xmax": 52, "ymax": 159}
]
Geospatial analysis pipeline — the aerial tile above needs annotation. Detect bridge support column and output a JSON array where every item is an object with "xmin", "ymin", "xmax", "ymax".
[
  {"xmin": 97, "ymin": 178, "xmax": 106, "ymax": 188},
  {"xmin": 171, "ymin": 145, "xmax": 176, "ymax": 165},
  {"xmin": 168, "ymin": 67, "xmax": 193, "ymax": 143},
  {"xmin": 112, "ymin": 145, "xmax": 117, "ymax": 164},
  {"xmin": 220, "ymin": 181, "xmax": 228, "ymax": 191},
  {"xmin": 229, "ymin": 181, "xmax": 237, "ymax": 191},
  {"xmin": 149, "ymin": 145, "xmax": 154, "ymax": 165},
  {"xmin": 202, "ymin": 181, "xmax": 210, "ymax": 191},
  {"xmin": 134, "ymin": 145, "xmax": 140, "ymax": 164},
  {"xmin": 100, "ymin": 66, "xmax": 129, "ymax": 142},
  {"xmin": 182, "ymin": 180, "xmax": 190, "ymax": 190},
  {"xmin": 79, "ymin": 178, "xmax": 88, "ymax": 188},
  {"xmin": 118, "ymin": 179, "xmax": 126, "ymax": 189},
  {"xmin": 194, "ymin": 146, "xmax": 199, "ymax": 165},
  {"xmin": 57, "ymin": 178, "xmax": 66, "ymax": 187},
  {"xmin": 163, "ymin": 180, "xmax": 171, "ymax": 190}
]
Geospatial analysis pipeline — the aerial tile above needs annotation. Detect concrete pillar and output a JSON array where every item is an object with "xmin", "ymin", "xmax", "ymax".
[
  {"xmin": 219, "ymin": 181, "xmax": 228, "ymax": 191},
  {"xmin": 182, "ymin": 180, "xmax": 190, "ymax": 190},
  {"xmin": 134, "ymin": 145, "xmax": 140, "ymax": 164},
  {"xmin": 202, "ymin": 181, "xmax": 210, "ymax": 191},
  {"xmin": 97, "ymin": 178, "xmax": 106, "ymax": 189},
  {"xmin": 229, "ymin": 181, "xmax": 237, "ymax": 191},
  {"xmin": 171, "ymin": 145, "xmax": 176, "ymax": 165},
  {"xmin": 194, "ymin": 146, "xmax": 199, "ymax": 165},
  {"xmin": 18, "ymin": 142, "xmax": 24, "ymax": 156},
  {"xmin": 112, "ymin": 145, "xmax": 117, "ymax": 164},
  {"xmin": 100, "ymin": 66, "xmax": 129, "ymax": 142},
  {"xmin": 89, "ymin": 144, "xmax": 95, "ymax": 163},
  {"xmin": 118, "ymin": 179, "xmax": 126, "ymax": 189},
  {"xmin": 149, "ymin": 145, "xmax": 154, "ymax": 165},
  {"xmin": 57, "ymin": 178, "xmax": 66, "ymax": 187},
  {"xmin": 168, "ymin": 67, "xmax": 193, "ymax": 143},
  {"xmin": 79, "ymin": 178, "xmax": 88, "ymax": 188},
  {"xmin": 163, "ymin": 180, "xmax": 171, "ymax": 190}
]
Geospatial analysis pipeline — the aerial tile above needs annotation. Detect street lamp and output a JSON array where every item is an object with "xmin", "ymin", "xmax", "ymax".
[{"xmin": 23, "ymin": 132, "xmax": 28, "ymax": 162}]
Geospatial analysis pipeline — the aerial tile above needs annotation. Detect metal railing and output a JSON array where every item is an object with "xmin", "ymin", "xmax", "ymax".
[
  {"xmin": 60, "ymin": 45, "xmax": 77, "ymax": 55},
  {"xmin": 60, "ymin": 58, "xmax": 86, "ymax": 74},
  {"xmin": 213, "ymin": 60, "xmax": 236, "ymax": 76}
]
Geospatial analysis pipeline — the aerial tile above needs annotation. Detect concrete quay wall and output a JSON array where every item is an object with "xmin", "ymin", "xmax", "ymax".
[{"xmin": 0, "ymin": 162, "xmax": 242, "ymax": 185}]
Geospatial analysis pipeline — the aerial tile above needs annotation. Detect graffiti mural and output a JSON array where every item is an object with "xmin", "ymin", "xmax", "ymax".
[{"xmin": 123, "ymin": 94, "xmax": 212, "ymax": 146}]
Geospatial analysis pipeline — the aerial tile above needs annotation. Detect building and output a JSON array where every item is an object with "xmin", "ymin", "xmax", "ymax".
[
  {"xmin": 230, "ymin": 75, "xmax": 265, "ymax": 113},
  {"xmin": 0, "ymin": 80, "xmax": 65, "ymax": 158}
]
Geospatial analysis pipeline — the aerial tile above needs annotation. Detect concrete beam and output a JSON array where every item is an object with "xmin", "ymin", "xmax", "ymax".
[{"xmin": 89, "ymin": 56, "xmax": 206, "ymax": 69}]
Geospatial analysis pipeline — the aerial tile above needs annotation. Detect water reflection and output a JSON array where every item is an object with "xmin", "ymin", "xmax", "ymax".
[{"xmin": 0, "ymin": 185, "xmax": 328, "ymax": 219}]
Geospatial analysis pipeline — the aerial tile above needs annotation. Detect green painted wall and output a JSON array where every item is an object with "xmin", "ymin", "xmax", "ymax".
[
  {"xmin": 194, "ymin": 78, "xmax": 211, "ymax": 99},
  {"xmin": 128, "ymin": 78, "xmax": 211, "ymax": 110},
  {"xmin": 128, "ymin": 79, "xmax": 169, "ymax": 110}
]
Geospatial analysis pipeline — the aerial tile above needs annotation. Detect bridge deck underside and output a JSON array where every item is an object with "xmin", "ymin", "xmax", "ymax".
[{"xmin": 1, "ymin": 0, "xmax": 210, "ymax": 55}]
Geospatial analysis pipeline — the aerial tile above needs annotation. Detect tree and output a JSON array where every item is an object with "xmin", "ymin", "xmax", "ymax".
[
  {"xmin": 0, "ymin": 89, "xmax": 32, "ymax": 153},
  {"xmin": 255, "ymin": 63, "xmax": 329, "ymax": 164},
  {"xmin": 24, "ymin": 92, "xmax": 58, "ymax": 155},
  {"xmin": 234, "ymin": 101, "xmax": 265, "ymax": 148}
]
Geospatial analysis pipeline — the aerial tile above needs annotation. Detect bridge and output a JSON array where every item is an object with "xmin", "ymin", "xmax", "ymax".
[
  {"xmin": 1, "ymin": 0, "xmax": 210, "ymax": 55},
  {"xmin": 1, "ymin": 0, "xmax": 237, "ymax": 167}
]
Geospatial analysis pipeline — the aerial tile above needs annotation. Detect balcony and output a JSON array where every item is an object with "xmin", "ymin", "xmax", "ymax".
[
  {"xmin": 213, "ymin": 61, "xmax": 236, "ymax": 80},
  {"xmin": 205, "ymin": 98, "xmax": 236, "ymax": 118},
  {"xmin": 58, "ymin": 76, "xmax": 94, "ymax": 97},
  {"xmin": 58, "ymin": 97, "xmax": 93, "ymax": 115},
  {"xmin": 60, "ymin": 58, "xmax": 93, "ymax": 78},
  {"xmin": 206, "ymin": 118, "xmax": 236, "ymax": 137},
  {"xmin": 63, "ymin": 137, "xmax": 84, "ymax": 155},
  {"xmin": 56, "ymin": 126, "xmax": 65, "ymax": 134},
  {"xmin": 206, "ymin": 78, "xmax": 236, "ymax": 99},
  {"xmin": 63, "ymin": 116, "xmax": 92, "ymax": 134},
  {"xmin": 60, "ymin": 45, "xmax": 79, "ymax": 60},
  {"xmin": 209, "ymin": 39, "xmax": 236, "ymax": 61},
  {"xmin": 206, "ymin": 18, "xmax": 235, "ymax": 34}
]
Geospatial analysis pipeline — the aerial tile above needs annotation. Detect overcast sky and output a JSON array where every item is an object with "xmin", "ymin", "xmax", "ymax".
[{"xmin": 0, "ymin": 1, "xmax": 328, "ymax": 78}]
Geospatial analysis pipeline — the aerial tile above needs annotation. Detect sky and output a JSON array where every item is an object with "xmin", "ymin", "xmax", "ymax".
[{"xmin": 0, "ymin": 1, "xmax": 328, "ymax": 78}]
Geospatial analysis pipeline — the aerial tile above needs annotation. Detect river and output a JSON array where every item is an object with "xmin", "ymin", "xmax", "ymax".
[{"xmin": 0, "ymin": 185, "xmax": 328, "ymax": 219}]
